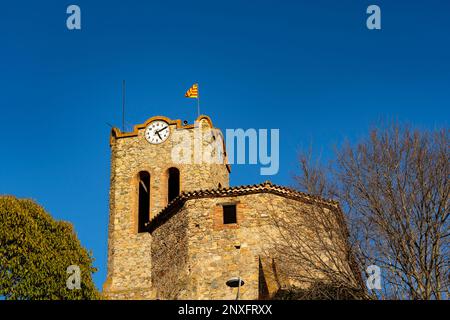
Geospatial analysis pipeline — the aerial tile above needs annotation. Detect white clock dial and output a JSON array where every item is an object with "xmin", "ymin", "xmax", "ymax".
[{"xmin": 145, "ymin": 120, "xmax": 170, "ymax": 144}]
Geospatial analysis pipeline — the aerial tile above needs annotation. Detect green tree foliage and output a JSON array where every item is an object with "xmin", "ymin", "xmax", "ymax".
[{"xmin": 0, "ymin": 196, "xmax": 100, "ymax": 299}]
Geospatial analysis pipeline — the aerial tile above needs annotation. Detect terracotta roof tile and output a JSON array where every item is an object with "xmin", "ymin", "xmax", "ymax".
[{"xmin": 146, "ymin": 181, "xmax": 339, "ymax": 231}]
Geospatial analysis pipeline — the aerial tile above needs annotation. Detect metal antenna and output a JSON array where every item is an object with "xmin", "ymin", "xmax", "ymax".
[{"xmin": 122, "ymin": 80, "xmax": 126, "ymax": 132}]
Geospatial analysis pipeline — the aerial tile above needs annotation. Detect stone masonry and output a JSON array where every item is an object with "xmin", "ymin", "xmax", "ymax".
[{"xmin": 103, "ymin": 115, "xmax": 351, "ymax": 300}]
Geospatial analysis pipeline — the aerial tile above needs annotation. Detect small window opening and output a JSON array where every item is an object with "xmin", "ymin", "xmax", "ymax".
[
  {"xmin": 223, "ymin": 204, "xmax": 237, "ymax": 224},
  {"xmin": 138, "ymin": 171, "xmax": 150, "ymax": 233},
  {"xmin": 168, "ymin": 167, "xmax": 180, "ymax": 203}
]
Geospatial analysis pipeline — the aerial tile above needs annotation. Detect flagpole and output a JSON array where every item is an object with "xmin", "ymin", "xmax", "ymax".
[
  {"xmin": 122, "ymin": 80, "xmax": 126, "ymax": 132},
  {"xmin": 197, "ymin": 83, "xmax": 200, "ymax": 118}
]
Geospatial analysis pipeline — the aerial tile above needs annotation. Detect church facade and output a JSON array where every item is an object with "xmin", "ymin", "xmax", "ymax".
[{"xmin": 103, "ymin": 115, "xmax": 350, "ymax": 300}]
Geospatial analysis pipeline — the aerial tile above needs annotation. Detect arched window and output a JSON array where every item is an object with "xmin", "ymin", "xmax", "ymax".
[
  {"xmin": 138, "ymin": 171, "xmax": 150, "ymax": 233},
  {"xmin": 168, "ymin": 167, "xmax": 180, "ymax": 203}
]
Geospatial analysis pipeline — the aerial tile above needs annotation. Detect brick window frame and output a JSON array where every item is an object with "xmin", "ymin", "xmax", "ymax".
[
  {"xmin": 223, "ymin": 204, "xmax": 237, "ymax": 224},
  {"xmin": 212, "ymin": 201, "xmax": 244, "ymax": 231}
]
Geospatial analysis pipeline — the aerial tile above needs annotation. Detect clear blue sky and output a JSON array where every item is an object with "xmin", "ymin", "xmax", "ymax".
[{"xmin": 1, "ymin": 1, "xmax": 448, "ymax": 289}]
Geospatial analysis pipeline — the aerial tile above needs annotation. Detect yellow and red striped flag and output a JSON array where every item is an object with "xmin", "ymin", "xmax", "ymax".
[{"xmin": 185, "ymin": 83, "xmax": 199, "ymax": 99}]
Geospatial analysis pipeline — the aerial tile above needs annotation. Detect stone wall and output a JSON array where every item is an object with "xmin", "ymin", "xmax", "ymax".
[
  {"xmin": 151, "ymin": 205, "xmax": 189, "ymax": 299},
  {"xmin": 103, "ymin": 116, "xmax": 230, "ymax": 298},
  {"xmin": 150, "ymin": 192, "xmax": 324, "ymax": 300},
  {"xmin": 103, "ymin": 142, "xmax": 153, "ymax": 299}
]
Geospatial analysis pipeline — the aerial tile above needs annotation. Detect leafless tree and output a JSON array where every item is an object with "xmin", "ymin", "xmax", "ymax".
[
  {"xmin": 293, "ymin": 124, "xmax": 449, "ymax": 300},
  {"xmin": 262, "ymin": 198, "xmax": 367, "ymax": 300}
]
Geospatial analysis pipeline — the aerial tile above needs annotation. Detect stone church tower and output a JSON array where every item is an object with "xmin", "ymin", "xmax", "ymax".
[
  {"xmin": 103, "ymin": 115, "xmax": 229, "ymax": 299},
  {"xmin": 103, "ymin": 114, "xmax": 357, "ymax": 300}
]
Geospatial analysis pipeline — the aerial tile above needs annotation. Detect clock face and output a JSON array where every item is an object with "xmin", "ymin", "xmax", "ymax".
[{"xmin": 145, "ymin": 120, "xmax": 170, "ymax": 144}]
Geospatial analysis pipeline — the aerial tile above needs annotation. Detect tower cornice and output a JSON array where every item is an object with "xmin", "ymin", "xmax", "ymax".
[{"xmin": 110, "ymin": 114, "xmax": 215, "ymax": 145}]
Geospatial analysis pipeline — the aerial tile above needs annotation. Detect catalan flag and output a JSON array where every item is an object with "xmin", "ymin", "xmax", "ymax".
[{"xmin": 185, "ymin": 83, "xmax": 199, "ymax": 99}]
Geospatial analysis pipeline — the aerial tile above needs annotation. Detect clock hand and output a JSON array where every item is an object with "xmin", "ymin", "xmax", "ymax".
[
  {"xmin": 156, "ymin": 126, "xmax": 168, "ymax": 134},
  {"xmin": 156, "ymin": 131, "xmax": 162, "ymax": 140}
]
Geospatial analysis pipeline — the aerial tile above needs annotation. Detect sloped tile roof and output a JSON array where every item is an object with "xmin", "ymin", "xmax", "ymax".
[{"xmin": 146, "ymin": 181, "xmax": 339, "ymax": 231}]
